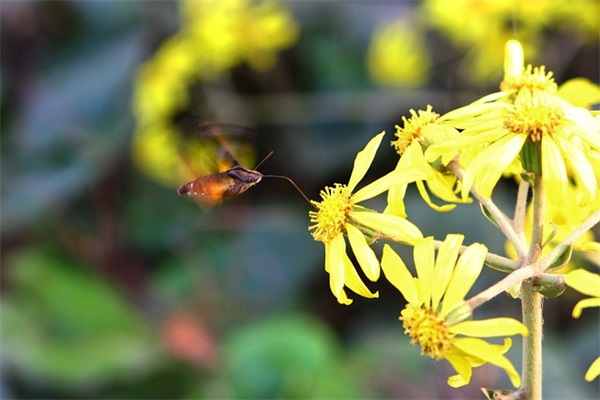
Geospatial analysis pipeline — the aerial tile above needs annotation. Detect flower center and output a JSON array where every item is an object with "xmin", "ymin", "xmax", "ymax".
[
  {"xmin": 500, "ymin": 64, "xmax": 557, "ymax": 93},
  {"xmin": 503, "ymin": 91, "xmax": 565, "ymax": 142},
  {"xmin": 400, "ymin": 304, "xmax": 453, "ymax": 360},
  {"xmin": 309, "ymin": 184, "xmax": 352, "ymax": 243},
  {"xmin": 392, "ymin": 105, "xmax": 439, "ymax": 155}
]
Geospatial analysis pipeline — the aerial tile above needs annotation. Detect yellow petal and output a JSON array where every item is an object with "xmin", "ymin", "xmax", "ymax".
[
  {"xmin": 346, "ymin": 223, "xmax": 380, "ymax": 281},
  {"xmin": 439, "ymin": 102, "xmax": 506, "ymax": 125},
  {"xmin": 427, "ymin": 170, "xmax": 469, "ymax": 204},
  {"xmin": 541, "ymin": 135, "xmax": 568, "ymax": 204},
  {"xmin": 564, "ymin": 107, "xmax": 600, "ymax": 150},
  {"xmin": 414, "ymin": 237, "xmax": 435, "ymax": 305},
  {"xmin": 444, "ymin": 350, "xmax": 473, "ymax": 388},
  {"xmin": 385, "ymin": 164, "xmax": 408, "ymax": 217},
  {"xmin": 572, "ymin": 298, "xmax": 600, "ymax": 319},
  {"xmin": 417, "ymin": 180, "xmax": 457, "ymax": 212},
  {"xmin": 555, "ymin": 134, "xmax": 597, "ymax": 203},
  {"xmin": 450, "ymin": 318, "xmax": 528, "ymax": 337},
  {"xmin": 342, "ymin": 249, "xmax": 379, "ymax": 299},
  {"xmin": 425, "ymin": 126, "xmax": 507, "ymax": 166},
  {"xmin": 441, "ymin": 243, "xmax": 487, "ymax": 316},
  {"xmin": 462, "ymin": 133, "xmax": 526, "ymax": 199},
  {"xmin": 565, "ymin": 269, "xmax": 600, "ymax": 297},
  {"xmin": 585, "ymin": 356, "xmax": 600, "ymax": 382},
  {"xmin": 352, "ymin": 167, "xmax": 432, "ymax": 203},
  {"xmin": 431, "ymin": 234, "xmax": 463, "ymax": 309},
  {"xmin": 350, "ymin": 211, "xmax": 423, "ymax": 245},
  {"xmin": 381, "ymin": 244, "xmax": 419, "ymax": 305},
  {"xmin": 557, "ymin": 78, "xmax": 600, "ymax": 109},
  {"xmin": 327, "ymin": 234, "xmax": 350, "ymax": 304},
  {"xmin": 347, "ymin": 131, "xmax": 385, "ymax": 192},
  {"xmin": 453, "ymin": 337, "xmax": 521, "ymax": 388}
]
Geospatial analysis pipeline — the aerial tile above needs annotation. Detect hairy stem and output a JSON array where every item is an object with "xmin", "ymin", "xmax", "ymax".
[
  {"xmin": 521, "ymin": 281, "xmax": 543, "ymax": 400},
  {"xmin": 466, "ymin": 266, "xmax": 536, "ymax": 310}
]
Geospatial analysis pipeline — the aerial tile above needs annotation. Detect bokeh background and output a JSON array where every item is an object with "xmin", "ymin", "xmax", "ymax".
[{"xmin": 1, "ymin": 1, "xmax": 598, "ymax": 399}]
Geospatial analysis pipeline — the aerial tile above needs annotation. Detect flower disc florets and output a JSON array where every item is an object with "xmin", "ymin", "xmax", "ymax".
[
  {"xmin": 309, "ymin": 184, "xmax": 352, "ymax": 243},
  {"xmin": 400, "ymin": 303, "xmax": 454, "ymax": 360},
  {"xmin": 504, "ymin": 91, "xmax": 565, "ymax": 142},
  {"xmin": 500, "ymin": 64, "xmax": 557, "ymax": 93},
  {"xmin": 392, "ymin": 105, "xmax": 440, "ymax": 155}
]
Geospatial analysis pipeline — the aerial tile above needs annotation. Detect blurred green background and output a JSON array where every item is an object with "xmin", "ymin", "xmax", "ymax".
[{"xmin": 1, "ymin": 1, "xmax": 598, "ymax": 399}]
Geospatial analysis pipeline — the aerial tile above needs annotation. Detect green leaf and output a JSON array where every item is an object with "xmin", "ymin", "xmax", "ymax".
[
  {"xmin": 2, "ymin": 248, "xmax": 160, "ymax": 387},
  {"xmin": 225, "ymin": 315, "xmax": 362, "ymax": 399},
  {"xmin": 479, "ymin": 203, "xmax": 499, "ymax": 228},
  {"xmin": 546, "ymin": 243, "xmax": 573, "ymax": 272}
]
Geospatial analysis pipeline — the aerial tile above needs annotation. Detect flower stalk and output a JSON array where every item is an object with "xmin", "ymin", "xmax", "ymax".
[
  {"xmin": 466, "ymin": 266, "xmax": 536, "ymax": 310},
  {"xmin": 521, "ymin": 172, "xmax": 545, "ymax": 400}
]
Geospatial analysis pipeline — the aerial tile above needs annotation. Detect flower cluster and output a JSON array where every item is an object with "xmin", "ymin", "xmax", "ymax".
[{"xmin": 309, "ymin": 39, "xmax": 599, "ymax": 391}]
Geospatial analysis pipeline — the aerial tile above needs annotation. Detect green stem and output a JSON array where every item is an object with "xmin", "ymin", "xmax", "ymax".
[
  {"xmin": 521, "ymin": 173, "xmax": 545, "ymax": 400},
  {"xmin": 527, "ymin": 176, "xmax": 545, "ymax": 266}
]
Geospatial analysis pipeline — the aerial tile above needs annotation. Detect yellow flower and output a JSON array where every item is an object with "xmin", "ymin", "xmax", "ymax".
[
  {"xmin": 387, "ymin": 106, "xmax": 469, "ymax": 215},
  {"xmin": 426, "ymin": 41, "xmax": 599, "ymax": 204},
  {"xmin": 565, "ymin": 269, "xmax": 600, "ymax": 381},
  {"xmin": 423, "ymin": 0, "xmax": 599, "ymax": 84},
  {"xmin": 381, "ymin": 235, "xmax": 528, "ymax": 387},
  {"xmin": 182, "ymin": 0, "xmax": 299, "ymax": 74},
  {"xmin": 367, "ymin": 19, "xmax": 430, "ymax": 88},
  {"xmin": 309, "ymin": 132, "xmax": 429, "ymax": 305}
]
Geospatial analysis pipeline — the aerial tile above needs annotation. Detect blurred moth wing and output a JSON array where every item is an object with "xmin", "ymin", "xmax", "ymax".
[{"xmin": 177, "ymin": 121, "xmax": 262, "ymax": 205}]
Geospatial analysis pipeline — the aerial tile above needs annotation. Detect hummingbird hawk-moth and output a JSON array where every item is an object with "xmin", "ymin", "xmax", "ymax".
[{"xmin": 177, "ymin": 122, "xmax": 309, "ymax": 205}]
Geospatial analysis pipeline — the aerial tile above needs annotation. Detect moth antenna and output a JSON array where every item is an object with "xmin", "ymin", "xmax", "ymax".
[
  {"xmin": 262, "ymin": 174, "xmax": 312, "ymax": 205},
  {"xmin": 254, "ymin": 150, "xmax": 274, "ymax": 170}
]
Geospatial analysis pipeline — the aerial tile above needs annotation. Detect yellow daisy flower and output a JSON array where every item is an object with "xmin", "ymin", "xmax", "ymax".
[
  {"xmin": 309, "ymin": 132, "xmax": 429, "ymax": 305},
  {"xmin": 381, "ymin": 235, "xmax": 528, "ymax": 387},
  {"xmin": 387, "ymin": 106, "xmax": 470, "ymax": 215},
  {"xmin": 565, "ymin": 269, "xmax": 600, "ymax": 381}
]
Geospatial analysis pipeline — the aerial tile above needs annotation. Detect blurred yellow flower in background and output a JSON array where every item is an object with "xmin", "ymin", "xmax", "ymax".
[
  {"xmin": 381, "ymin": 235, "xmax": 528, "ymax": 388},
  {"xmin": 367, "ymin": 19, "xmax": 430, "ymax": 88},
  {"xmin": 423, "ymin": 0, "xmax": 599, "ymax": 84},
  {"xmin": 132, "ymin": 0, "xmax": 299, "ymax": 186}
]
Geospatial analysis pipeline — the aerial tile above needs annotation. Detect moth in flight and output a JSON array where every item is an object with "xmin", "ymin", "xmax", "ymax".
[{"xmin": 177, "ymin": 122, "xmax": 309, "ymax": 205}]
